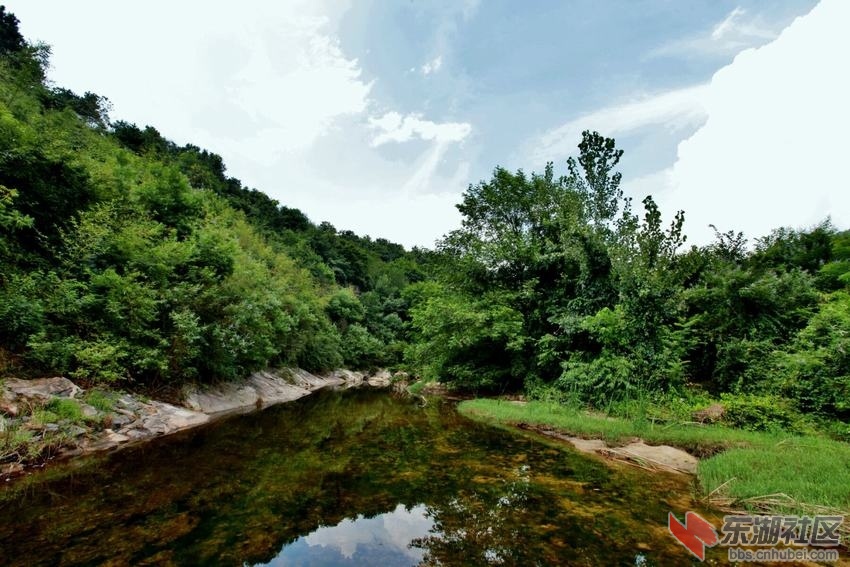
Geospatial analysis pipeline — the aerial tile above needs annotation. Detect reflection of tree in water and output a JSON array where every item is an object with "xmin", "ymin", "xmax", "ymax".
[{"xmin": 412, "ymin": 465, "xmax": 542, "ymax": 566}]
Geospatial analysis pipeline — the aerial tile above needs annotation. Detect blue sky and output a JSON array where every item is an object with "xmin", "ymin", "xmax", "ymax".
[{"xmin": 9, "ymin": 0, "xmax": 847, "ymax": 248}]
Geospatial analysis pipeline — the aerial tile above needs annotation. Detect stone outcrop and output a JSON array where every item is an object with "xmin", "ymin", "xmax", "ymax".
[
  {"xmin": 4, "ymin": 376, "xmax": 82, "ymax": 402},
  {"xmin": 183, "ymin": 368, "xmax": 351, "ymax": 415},
  {"xmin": 366, "ymin": 369, "xmax": 392, "ymax": 387}
]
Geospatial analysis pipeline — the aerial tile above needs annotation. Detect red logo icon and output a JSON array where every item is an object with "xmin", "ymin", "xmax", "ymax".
[{"xmin": 668, "ymin": 511, "xmax": 719, "ymax": 560}]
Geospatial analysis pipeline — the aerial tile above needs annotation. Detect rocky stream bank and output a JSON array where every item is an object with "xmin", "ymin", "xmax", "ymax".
[{"xmin": 0, "ymin": 368, "xmax": 402, "ymax": 480}]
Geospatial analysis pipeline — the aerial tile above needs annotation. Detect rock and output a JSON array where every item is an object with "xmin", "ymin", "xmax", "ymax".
[
  {"xmin": 366, "ymin": 369, "xmax": 392, "ymax": 387},
  {"xmin": 288, "ymin": 368, "xmax": 330, "ymax": 391},
  {"xmin": 123, "ymin": 428, "xmax": 150, "ymax": 440},
  {"xmin": 567, "ymin": 437, "xmax": 608, "ymax": 453},
  {"xmin": 184, "ymin": 384, "xmax": 259, "ymax": 414},
  {"xmin": 116, "ymin": 395, "xmax": 140, "ymax": 410},
  {"xmin": 250, "ymin": 370, "xmax": 314, "ymax": 404},
  {"xmin": 146, "ymin": 401, "xmax": 208, "ymax": 431},
  {"xmin": 3, "ymin": 377, "xmax": 82, "ymax": 401},
  {"xmin": 421, "ymin": 382, "xmax": 450, "ymax": 396},
  {"xmin": 84, "ymin": 429, "xmax": 130, "ymax": 451},
  {"xmin": 44, "ymin": 423, "xmax": 60, "ymax": 432},
  {"xmin": 67, "ymin": 425, "xmax": 88, "ymax": 437},
  {"xmin": 109, "ymin": 413, "xmax": 134, "ymax": 429},
  {"xmin": 610, "ymin": 441, "xmax": 699, "ymax": 475},
  {"xmin": 521, "ymin": 424, "xmax": 699, "ymax": 475},
  {"xmin": 139, "ymin": 416, "xmax": 170, "ymax": 436},
  {"xmin": 182, "ymin": 368, "xmax": 347, "ymax": 415},
  {"xmin": 79, "ymin": 403, "xmax": 98, "ymax": 418},
  {"xmin": 326, "ymin": 369, "xmax": 365, "ymax": 388},
  {"xmin": 692, "ymin": 403, "xmax": 725, "ymax": 424}
]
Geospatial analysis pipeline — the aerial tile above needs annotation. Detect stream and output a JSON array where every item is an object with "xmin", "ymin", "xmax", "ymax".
[{"xmin": 0, "ymin": 389, "xmax": 717, "ymax": 565}]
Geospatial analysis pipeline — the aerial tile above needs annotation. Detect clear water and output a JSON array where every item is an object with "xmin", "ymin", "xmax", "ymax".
[{"xmin": 0, "ymin": 389, "xmax": 722, "ymax": 565}]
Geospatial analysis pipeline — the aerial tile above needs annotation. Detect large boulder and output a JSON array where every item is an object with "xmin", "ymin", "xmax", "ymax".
[
  {"xmin": 366, "ymin": 369, "xmax": 392, "ymax": 387},
  {"xmin": 326, "ymin": 369, "xmax": 365, "ymax": 388},
  {"xmin": 183, "ymin": 384, "xmax": 259, "ymax": 415},
  {"xmin": 3, "ymin": 377, "xmax": 82, "ymax": 401},
  {"xmin": 182, "ymin": 369, "xmax": 332, "ymax": 415}
]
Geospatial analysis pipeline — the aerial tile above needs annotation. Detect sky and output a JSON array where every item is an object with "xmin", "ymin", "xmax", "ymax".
[{"xmin": 8, "ymin": 0, "xmax": 849, "ymax": 249}]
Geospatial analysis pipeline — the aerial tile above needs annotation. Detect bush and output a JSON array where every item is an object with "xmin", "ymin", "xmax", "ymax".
[
  {"xmin": 773, "ymin": 291, "xmax": 850, "ymax": 420},
  {"xmin": 719, "ymin": 393, "xmax": 806, "ymax": 432}
]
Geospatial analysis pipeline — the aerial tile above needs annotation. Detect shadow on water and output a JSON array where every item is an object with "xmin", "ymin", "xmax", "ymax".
[{"xmin": 0, "ymin": 389, "xmax": 722, "ymax": 565}]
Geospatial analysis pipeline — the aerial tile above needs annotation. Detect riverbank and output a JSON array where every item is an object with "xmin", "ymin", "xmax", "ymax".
[
  {"xmin": 458, "ymin": 399, "xmax": 850, "ymax": 528},
  {"xmin": 0, "ymin": 368, "xmax": 399, "ymax": 480}
]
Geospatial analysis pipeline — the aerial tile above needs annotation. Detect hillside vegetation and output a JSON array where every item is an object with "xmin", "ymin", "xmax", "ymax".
[{"xmin": 0, "ymin": 7, "xmax": 423, "ymax": 391}]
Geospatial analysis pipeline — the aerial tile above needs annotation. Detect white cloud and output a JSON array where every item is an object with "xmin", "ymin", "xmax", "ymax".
[
  {"xmin": 10, "ymin": 0, "xmax": 473, "ymax": 248},
  {"xmin": 529, "ymin": 85, "xmax": 709, "ymax": 164},
  {"xmin": 298, "ymin": 504, "xmax": 431, "ymax": 561},
  {"xmin": 658, "ymin": 0, "xmax": 850, "ymax": 244},
  {"xmin": 649, "ymin": 6, "xmax": 787, "ymax": 58},
  {"xmin": 421, "ymin": 55, "xmax": 443, "ymax": 75},
  {"xmin": 711, "ymin": 7, "xmax": 775, "ymax": 43},
  {"xmin": 369, "ymin": 111, "xmax": 471, "ymax": 146}
]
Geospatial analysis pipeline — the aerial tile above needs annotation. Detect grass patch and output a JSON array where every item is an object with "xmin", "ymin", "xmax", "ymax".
[
  {"xmin": 44, "ymin": 398, "xmax": 85, "ymax": 423},
  {"xmin": 407, "ymin": 380, "xmax": 433, "ymax": 396},
  {"xmin": 458, "ymin": 399, "xmax": 850, "ymax": 516},
  {"xmin": 699, "ymin": 438, "xmax": 850, "ymax": 514},
  {"xmin": 459, "ymin": 399, "xmax": 770, "ymax": 456},
  {"xmin": 84, "ymin": 389, "xmax": 116, "ymax": 413}
]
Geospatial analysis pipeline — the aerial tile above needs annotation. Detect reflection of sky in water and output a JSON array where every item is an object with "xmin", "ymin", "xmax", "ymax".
[{"xmin": 262, "ymin": 504, "xmax": 433, "ymax": 567}]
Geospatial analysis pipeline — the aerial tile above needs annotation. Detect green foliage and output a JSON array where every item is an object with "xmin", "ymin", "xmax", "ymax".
[
  {"xmin": 411, "ymin": 131, "xmax": 687, "ymax": 401},
  {"xmin": 0, "ymin": 15, "xmax": 420, "ymax": 387},
  {"xmin": 680, "ymin": 250, "xmax": 819, "ymax": 392},
  {"xmin": 84, "ymin": 389, "xmax": 116, "ymax": 413},
  {"xmin": 406, "ymin": 282, "xmax": 526, "ymax": 392},
  {"xmin": 719, "ymin": 393, "xmax": 805, "ymax": 432},
  {"xmin": 339, "ymin": 324, "xmax": 385, "ymax": 369},
  {"xmin": 0, "ymin": 6, "xmax": 25, "ymax": 56},
  {"xmin": 326, "ymin": 288, "xmax": 365, "ymax": 327},
  {"xmin": 44, "ymin": 398, "xmax": 85, "ymax": 424},
  {"xmin": 773, "ymin": 291, "xmax": 850, "ymax": 420}
]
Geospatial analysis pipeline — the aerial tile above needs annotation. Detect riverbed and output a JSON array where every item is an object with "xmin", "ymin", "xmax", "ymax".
[{"xmin": 0, "ymin": 389, "xmax": 720, "ymax": 565}]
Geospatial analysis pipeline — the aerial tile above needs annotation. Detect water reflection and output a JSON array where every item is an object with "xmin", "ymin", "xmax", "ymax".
[
  {"xmin": 0, "ymin": 389, "xmax": 720, "ymax": 565},
  {"xmin": 266, "ymin": 504, "xmax": 432, "ymax": 566}
]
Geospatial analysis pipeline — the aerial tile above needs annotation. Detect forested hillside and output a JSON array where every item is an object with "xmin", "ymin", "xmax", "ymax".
[
  {"xmin": 1, "ymin": 5, "xmax": 848, "ymax": 435},
  {"xmin": 0, "ymin": 7, "xmax": 422, "ymax": 390}
]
